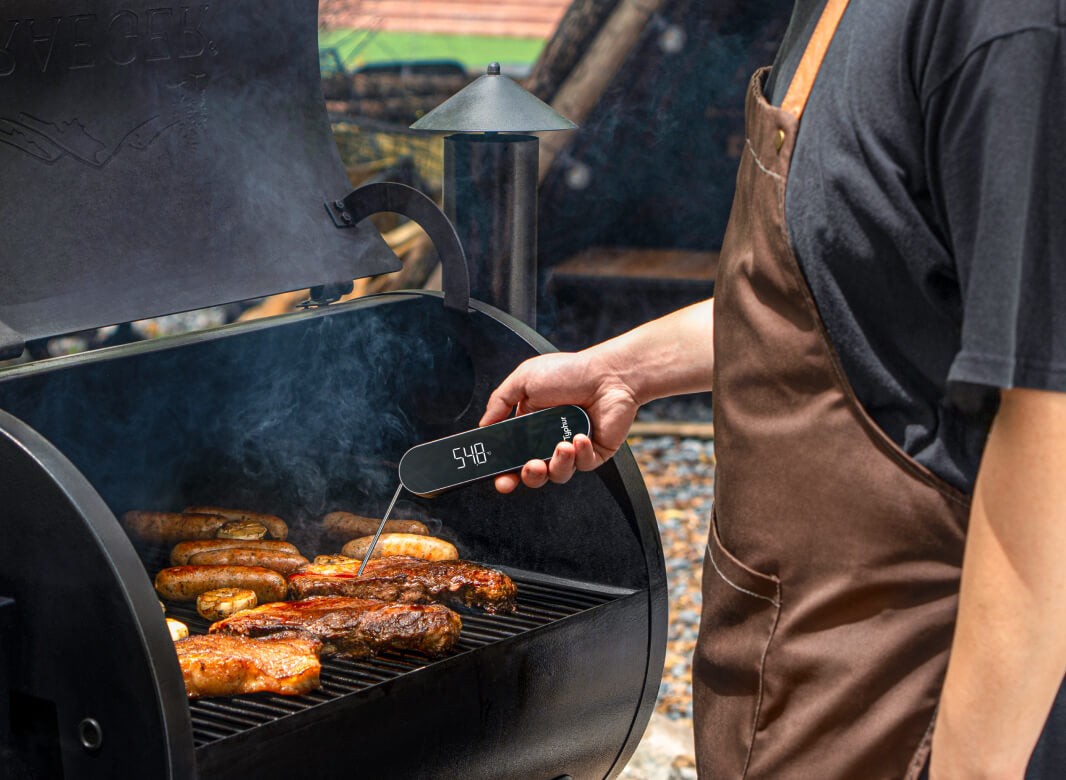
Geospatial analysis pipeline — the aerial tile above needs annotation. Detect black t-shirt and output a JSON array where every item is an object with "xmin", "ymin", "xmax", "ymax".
[{"xmin": 763, "ymin": 0, "xmax": 1066, "ymax": 493}]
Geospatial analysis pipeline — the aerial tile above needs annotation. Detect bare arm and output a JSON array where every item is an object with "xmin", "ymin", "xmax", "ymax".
[
  {"xmin": 480, "ymin": 298, "xmax": 715, "ymax": 492},
  {"xmin": 932, "ymin": 387, "xmax": 1066, "ymax": 778}
]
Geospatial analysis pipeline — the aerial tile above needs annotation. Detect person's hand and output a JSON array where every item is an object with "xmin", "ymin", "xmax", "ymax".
[{"xmin": 479, "ymin": 350, "xmax": 640, "ymax": 493}]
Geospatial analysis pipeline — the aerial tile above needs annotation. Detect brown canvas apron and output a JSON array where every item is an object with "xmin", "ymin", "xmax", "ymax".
[{"xmin": 693, "ymin": 0, "xmax": 972, "ymax": 776}]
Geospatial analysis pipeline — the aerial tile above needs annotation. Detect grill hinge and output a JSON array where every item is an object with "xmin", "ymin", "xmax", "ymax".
[
  {"xmin": 0, "ymin": 320, "xmax": 25, "ymax": 360},
  {"xmin": 324, "ymin": 182, "xmax": 471, "ymax": 313}
]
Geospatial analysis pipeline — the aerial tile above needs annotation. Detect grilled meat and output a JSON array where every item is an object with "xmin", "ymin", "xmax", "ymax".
[
  {"xmin": 123, "ymin": 511, "xmax": 227, "ymax": 543},
  {"xmin": 186, "ymin": 548, "xmax": 309, "ymax": 575},
  {"xmin": 174, "ymin": 634, "xmax": 321, "ymax": 698},
  {"xmin": 155, "ymin": 565, "xmax": 288, "ymax": 603},
  {"xmin": 341, "ymin": 533, "xmax": 457, "ymax": 561},
  {"xmin": 322, "ymin": 511, "xmax": 428, "ymax": 539},
  {"xmin": 170, "ymin": 539, "xmax": 300, "ymax": 566},
  {"xmin": 211, "ymin": 596, "xmax": 462, "ymax": 657},
  {"xmin": 288, "ymin": 556, "xmax": 517, "ymax": 613},
  {"xmin": 184, "ymin": 506, "xmax": 288, "ymax": 540}
]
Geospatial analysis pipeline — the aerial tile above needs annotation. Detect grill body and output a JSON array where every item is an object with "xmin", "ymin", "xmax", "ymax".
[{"xmin": 0, "ymin": 293, "xmax": 667, "ymax": 779}]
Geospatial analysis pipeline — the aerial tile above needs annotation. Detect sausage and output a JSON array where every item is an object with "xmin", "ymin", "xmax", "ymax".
[
  {"xmin": 154, "ymin": 566, "xmax": 287, "ymax": 603},
  {"xmin": 196, "ymin": 588, "xmax": 258, "ymax": 621},
  {"xmin": 184, "ymin": 506, "xmax": 289, "ymax": 541},
  {"xmin": 322, "ymin": 511, "xmax": 428, "ymax": 539},
  {"xmin": 187, "ymin": 549, "xmax": 309, "ymax": 576},
  {"xmin": 341, "ymin": 533, "xmax": 458, "ymax": 561},
  {"xmin": 170, "ymin": 539, "xmax": 300, "ymax": 566},
  {"xmin": 123, "ymin": 511, "xmax": 227, "ymax": 544}
]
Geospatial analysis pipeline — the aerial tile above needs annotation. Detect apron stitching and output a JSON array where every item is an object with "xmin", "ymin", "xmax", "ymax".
[
  {"xmin": 742, "ymin": 580, "xmax": 782, "ymax": 779},
  {"xmin": 904, "ymin": 706, "xmax": 937, "ymax": 779},
  {"xmin": 705, "ymin": 543, "xmax": 781, "ymax": 607},
  {"xmin": 744, "ymin": 137, "xmax": 785, "ymax": 183}
]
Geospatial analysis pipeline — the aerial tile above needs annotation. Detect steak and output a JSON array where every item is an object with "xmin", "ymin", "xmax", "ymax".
[
  {"xmin": 174, "ymin": 634, "xmax": 321, "ymax": 698},
  {"xmin": 288, "ymin": 556, "xmax": 517, "ymax": 613},
  {"xmin": 210, "ymin": 596, "xmax": 462, "ymax": 657}
]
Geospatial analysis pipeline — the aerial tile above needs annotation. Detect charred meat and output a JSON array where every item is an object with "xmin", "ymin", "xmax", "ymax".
[
  {"xmin": 211, "ymin": 596, "xmax": 462, "ymax": 657},
  {"xmin": 175, "ymin": 634, "xmax": 321, "ymax": 698},
  {"xmin": 288, "ymin": 556, "xmax": 517, "ymax": 613}
]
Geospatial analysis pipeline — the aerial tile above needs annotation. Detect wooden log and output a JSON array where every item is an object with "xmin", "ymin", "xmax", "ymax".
[
  {"xmin": 538, "ymin": 0, "xmax": 667, "ymax": 182},
  {"xmin": 524, "ymin": 0, "xmax": 621, "ymax": 103}
]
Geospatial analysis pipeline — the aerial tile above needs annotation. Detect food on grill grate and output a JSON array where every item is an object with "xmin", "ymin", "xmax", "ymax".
[
  {"xmin": 196, "ymin": 588, "xmax": 259, "ymax": 620},
  {"xmin": 185, "ymin": 506, "xmax": 289, "ymax": 540},
  {"xmin": 341, "ymin": 533, "xmax": 458, "ymax": 561},
  {"xmin": 216, "ymin": 520, "xmax": 267, "ymax": 540},
  {"xmin": 289, "ymin": 556, "xmax": 517, "ymax": 613},
  {"xmin": 155, "ymin": 565, "xmax": 288, "ymax": 603},
  {"xmin": 170, "ymin": 539, "xmax": 301, "ymax": 566},
  {"xmin": 187, "ymin": 548, "xmax": 309, "ymax": 575},
  {"xmin": 322, "ymin": 510, "xmax": 428, "ymax": 539},
  {"xmin": 167, "ymin": 618, "xmax": 189, "ymax": 641},
  {"xmin": 175, "ymin": 634, "xmax": 321, "ymax": 698},
  {"xmin": 211, "ymin": 596, "xmax": 462, "ymax": 657},
  {"xmin": 123, "ymin": 511, "xmax": 228, "ymax": 543},
  {"xmin": 314, "ymin": 554, "xmax": 357, "ymax": 565}
]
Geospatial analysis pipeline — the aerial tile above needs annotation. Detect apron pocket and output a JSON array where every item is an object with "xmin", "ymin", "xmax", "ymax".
[{"xmin": 693, "ymin": 507, "xmax": 781, "ymax": 778}]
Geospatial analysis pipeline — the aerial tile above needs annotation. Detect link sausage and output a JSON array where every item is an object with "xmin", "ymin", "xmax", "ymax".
[
  {"xmin": 341, "ymin": 533, "xmax": 458, "ymax": 561},
  {"xmin": 322, "ymin": 511, "xmax": 428, "ymax": 539},
  {"xmin": 123, "ymin": 511, "xmax": 227, "ymax": 544},
  {"xmin": 184, "ymin": 506, "xmax": 289, "ymax": 541},
  {"xmin": 155, "ymin": 566, "xmax": 288, "ymax": 603},
  {"xmin": 170, "ymin": 539, "xmax": 300, "ymax": 566},
  {"xmin": 187, "ymin": 549, "xmax": 309, "ymax": 576}
]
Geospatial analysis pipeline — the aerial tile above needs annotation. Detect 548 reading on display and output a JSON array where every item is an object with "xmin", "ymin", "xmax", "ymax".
[{"xmin": 453, "ymin": 442, "xmax": 489, "ymax": 469}]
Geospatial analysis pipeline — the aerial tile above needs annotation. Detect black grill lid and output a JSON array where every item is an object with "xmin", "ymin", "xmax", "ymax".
[{"xmin": 0, "ymin": 0, "xmax": 398, "ymax": 358}]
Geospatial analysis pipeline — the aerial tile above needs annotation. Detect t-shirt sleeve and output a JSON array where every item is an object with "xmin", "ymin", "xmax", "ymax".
[{"xmin": 924, "ymin": 24, "xmax": 1066, "ymax": 400}]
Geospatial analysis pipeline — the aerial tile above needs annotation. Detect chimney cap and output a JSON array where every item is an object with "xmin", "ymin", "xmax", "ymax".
[{"xmin": 410, "ymin": 63, "xmax": 577, "ymax": 133}]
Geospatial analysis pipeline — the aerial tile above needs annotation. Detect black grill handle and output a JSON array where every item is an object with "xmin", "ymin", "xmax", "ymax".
[{"xmin": 330, "ymin": 182, "xmax": 471, "ymax": 312}]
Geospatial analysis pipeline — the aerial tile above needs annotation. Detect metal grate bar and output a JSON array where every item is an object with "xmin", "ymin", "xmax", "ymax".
[{"xmin": 166, "ymin": 575, "xmax": 625, "ymax": 747}]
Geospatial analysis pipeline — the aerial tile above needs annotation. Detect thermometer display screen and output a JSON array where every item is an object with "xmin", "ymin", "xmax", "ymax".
[{"xmin": 398, "ymin": 405, "xmax": 592, "ymax": 496}]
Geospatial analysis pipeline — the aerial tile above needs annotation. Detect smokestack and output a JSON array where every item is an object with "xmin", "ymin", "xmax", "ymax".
[{"xmin": 411, "ymin": 63, "xmax": 576, "ymax": 327}]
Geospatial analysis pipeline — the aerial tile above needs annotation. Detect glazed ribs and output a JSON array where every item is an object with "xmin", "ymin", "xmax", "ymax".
[
  {"xmin": 175, "ymin": 634, "xmax": 321, "ymax": 698},
  {"xmin": 288, "ymin": 555, "xmax": 518, "ymax": 613},
  {"xmin": 210, "ymin": 596, "xmax": 462, "ymax": 657}
]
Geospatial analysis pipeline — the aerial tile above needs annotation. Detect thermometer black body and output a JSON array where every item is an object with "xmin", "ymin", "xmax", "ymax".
[{"xmin": 398, "ymin": 405, "xmax": 592, "ymax": 497}]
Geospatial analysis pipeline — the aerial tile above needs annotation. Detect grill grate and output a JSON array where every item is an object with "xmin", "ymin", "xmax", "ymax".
[{"xmin": 166, "ymin": 575, "xmax": 623, "ymax": 748}]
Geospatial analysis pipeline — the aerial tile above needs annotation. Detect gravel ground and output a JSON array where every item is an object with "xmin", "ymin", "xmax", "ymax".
[{"xmin": 620, "ymin": 433, "xmax": 715, "ymax": 779}]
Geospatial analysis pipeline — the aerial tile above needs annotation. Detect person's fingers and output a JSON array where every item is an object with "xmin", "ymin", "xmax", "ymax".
[
  {"xmin": 480, "ymin": 370, "xmax": 526, "ymax": 426},
  {"xmin": 494, "ymin": 473, "xmax": 521, "ymax": 493},
  {"xmin": 548, "ymin": 441, "xmax": 576, "ymax": 484},
  {"xmin": 573, "ymin": 434, "xmax": 599, "ymax": 471},
  {"xmin": 521, "ymin": 459, "xmax": 549, "ymax": 489}
]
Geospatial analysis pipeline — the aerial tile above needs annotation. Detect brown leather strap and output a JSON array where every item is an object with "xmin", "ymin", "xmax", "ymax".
[{"xmin": 780, "ymin": 0, "xmax": 852, "ymax": 119}]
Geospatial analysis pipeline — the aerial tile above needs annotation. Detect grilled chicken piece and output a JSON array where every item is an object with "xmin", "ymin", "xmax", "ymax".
[
  {"xmin": 288, "ymin": 556, "xmax": 517, "ymax": 613},
  {"xmin": 211, "ymin": 596, "xmax": 462, "ymax": 657},
  {"xmin": 174, "ymin": 634, "xmax": 321, "ymax": 698}
]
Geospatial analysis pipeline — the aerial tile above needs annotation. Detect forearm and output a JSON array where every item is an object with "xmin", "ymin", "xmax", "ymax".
[
  {"xmin": 587, "ymin": 297, "xmax": 715, "ymax": 404},
  {"xmin": 932, "ymin": 388, "xmax": 1066, "ymax": 778}
]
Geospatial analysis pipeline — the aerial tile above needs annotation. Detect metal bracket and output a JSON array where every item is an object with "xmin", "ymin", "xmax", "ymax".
[
  {"xmin": 0, "ymin": 319, "xmax": 25, "ymax": 361},
  {"xmin": 298, "ymin": 282, "xmax": 355, "ymax": 309},
  {"xmin": 325, "ymin": 182, "xmax": 471, "ymax": 312}
]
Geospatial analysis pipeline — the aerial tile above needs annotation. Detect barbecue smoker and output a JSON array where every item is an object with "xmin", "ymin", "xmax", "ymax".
[{"xmin": 0, "ymin": 1, "xmax": 667, "ymax": 779}]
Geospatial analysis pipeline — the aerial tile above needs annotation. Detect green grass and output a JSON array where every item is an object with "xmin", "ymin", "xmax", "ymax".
[{"xmin": 318, "ymin": 29, "xmax": 546, "ymax": 74}]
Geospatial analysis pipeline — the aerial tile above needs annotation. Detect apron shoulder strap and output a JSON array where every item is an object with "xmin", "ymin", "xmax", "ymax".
[{"xmin": 781, "ymin": 0, "xmax": 852, "ymax": 119}]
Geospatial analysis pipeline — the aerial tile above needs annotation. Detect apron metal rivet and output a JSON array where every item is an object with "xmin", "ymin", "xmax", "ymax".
[{"xmin": 775, "ymin": 129, "xmax": 786, "ymax": 151}]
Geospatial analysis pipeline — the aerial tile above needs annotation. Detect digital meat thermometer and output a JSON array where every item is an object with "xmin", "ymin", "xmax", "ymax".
[
  {"xmin": 398, "ymin": 404, "xmax": 592, "ymax": 497},
  {"xmin": 356, "ymin": 405, "xmax": 592, "ymax": 575}
]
